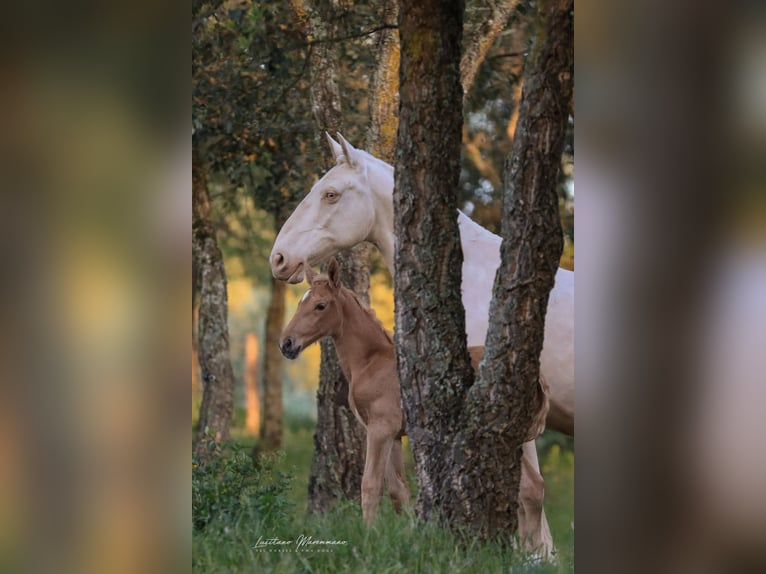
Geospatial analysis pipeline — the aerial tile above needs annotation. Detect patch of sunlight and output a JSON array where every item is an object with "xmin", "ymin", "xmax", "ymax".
[
  {"xmin": 227, "ymin": 277, "xmax": 254, "ymax": 313},
  {"xmin": 370, "ymin": 271, "xmax": 395, "ymax": 332}
]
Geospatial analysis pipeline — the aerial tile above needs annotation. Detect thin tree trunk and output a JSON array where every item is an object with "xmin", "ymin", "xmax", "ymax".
[
  {"xmin": 192, "ymin": 139, "xmax": 235, "ymax": 460},
  {"xmin": 394, "ymin": 0, "xmax": 475, "ymax": 520},
  {"xmin": 290, "ymin": 0, "xmax": 370, "ymax": 514},
  {"xmin": 244, "ymin": 332, "xmax": 261, "ymax": 435},
  {"xmin": 366, "ymin": 0, "xmax": 399, "ymax": 162},
  {"xmin": 460, "ymin": 0, "xmax": 520, "ymax": 103},
  {"xmin": 448, "ymin": 0, "xmax": 573, "ymax": 539},
  {"xmin": 261, "ymin": 275, "xmax": 286, "ymax": 448}
]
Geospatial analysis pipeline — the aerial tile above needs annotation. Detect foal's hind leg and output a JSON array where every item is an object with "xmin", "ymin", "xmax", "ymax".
[
  {"xmin": 385, "ymin": 438, "xmax": 411, "ymax": 513},
  {"xmin": 362, "ymin": 426, "xmax": 393, "ymax": 526}
]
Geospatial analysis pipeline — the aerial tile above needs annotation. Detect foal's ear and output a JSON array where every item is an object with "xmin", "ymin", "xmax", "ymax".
[
  {"xmin": 327, "ymin": 258, "xmax": 341, "ymax": 289},
  {"xmin": 336, "ymin": 133, "xmax": 362, "ymax": 169},
  {"xmin": 325, "ymin": 132, "xmax": 344, "ymax": 165},
  {"xmin": 305, "ymin": 264, "xmax": 318, "ymax": 286}
]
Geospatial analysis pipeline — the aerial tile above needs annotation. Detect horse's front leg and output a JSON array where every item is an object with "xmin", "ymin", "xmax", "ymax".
[{"xmin": 361, "ymin": 425, "xmax": 393, "ymax": 526}]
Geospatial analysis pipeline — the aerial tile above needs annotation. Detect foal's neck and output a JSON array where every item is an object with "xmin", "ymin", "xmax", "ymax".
[{"xmin": 331, "ymin": 288, "xmax": 393, "ymax": 380}]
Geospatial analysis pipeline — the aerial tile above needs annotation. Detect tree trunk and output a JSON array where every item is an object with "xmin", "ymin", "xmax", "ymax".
[
  {"xmin": 261, "ymin": 275, "xmax": 286, "ymax": 448},
  {"xmin": 192, "ymin": 139, "xmax": 235, "ymax": 460},
  {"xmin": 290, "ymin": 0, "xmax": 370, "ymax": 514},
  {"xmin": 244, "ymin": 332, "xmax": 261, "ymax": 435},
  {"xmin": 394, "ymin": 0, "xmax": 572, "ymax": 540},
  {"xmin": 366, "ymin": 0, "xmax": 399, "ymax": 162},
  {"xmin": 460, "ymin": 0, "xmax": 520, "ymax": 103},
  {"xmin": 448, "ymin": 0, "xmax": 573, "ymax": 539},
  {"xmin": 394, "ymin": 0, "xmax": 475, "ymax": 520}
]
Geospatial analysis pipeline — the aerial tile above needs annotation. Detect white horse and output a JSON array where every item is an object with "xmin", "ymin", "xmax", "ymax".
[
  {"xmin": 270, "ymin": 133, "xmax": 570, "ymax": 558},
  {"xmin": 270, "ymin": 133, "xmax": 574, "ymax": 434}
]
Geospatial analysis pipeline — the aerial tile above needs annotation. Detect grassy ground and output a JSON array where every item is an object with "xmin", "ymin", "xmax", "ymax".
[{"xmin": 193, "ymin": 419, "xmax": 574, "ymax": 573}]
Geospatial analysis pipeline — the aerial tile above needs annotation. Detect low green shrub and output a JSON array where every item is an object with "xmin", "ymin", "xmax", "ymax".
[{"xmin": 192, "ymin": 439, "xmax": 293, "ymax": 532}]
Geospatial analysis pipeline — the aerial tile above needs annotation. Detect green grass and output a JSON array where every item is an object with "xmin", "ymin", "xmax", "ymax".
[{"xmin": 194, "ymin": 423, "xmax": 573, "ymax": 573}]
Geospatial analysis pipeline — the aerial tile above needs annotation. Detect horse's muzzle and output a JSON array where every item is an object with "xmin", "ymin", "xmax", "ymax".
[{"xmin": 279, "ymin": 337, "xmax": 302, "ymax": 360}]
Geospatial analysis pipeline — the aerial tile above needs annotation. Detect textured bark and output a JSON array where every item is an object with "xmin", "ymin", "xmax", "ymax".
[
  {"xmin": 366, "ymin": 0, "xmax": 399, "ymax": 162},
  {"xmin": 261, "ymin": 275, "xmax": 286, "ymax": 448},
  {"xmin": 290, "ymin": 0, "xmax": 342, "ymax": 137},
  {"xmin": 290, "ymin": 0, "xmax": 369, "ymax": 514},
  {"xmin": 192, "ymin": 140, "xmax": 235, "ymax": 460},
  {"xmin": 394, "ymin": 0, "xmax": 475, "ymax": 521},
  {"xmin": 448, "ymin": 0, "xmax": 574, "ymax": 539},
  {"xmin": 244, "ymin": 332, "xmax": 261, "ymax": 435},
  {"xmin": 460, "ymin": 0, "xmax": 520, "ymax": 103}
]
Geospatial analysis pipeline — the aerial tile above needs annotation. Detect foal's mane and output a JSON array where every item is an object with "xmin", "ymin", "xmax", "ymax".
[{"xmin": 344, "ymin": 287, "xmax": 394, "ymax": 346}]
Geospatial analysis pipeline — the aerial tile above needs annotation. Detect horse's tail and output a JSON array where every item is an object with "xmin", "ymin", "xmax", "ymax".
[{"xmin": 524, "ymin": 374, "xmax": 551, "ymax": 442}]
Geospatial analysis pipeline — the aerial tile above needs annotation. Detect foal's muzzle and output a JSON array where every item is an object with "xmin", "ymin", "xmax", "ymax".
[{"xmin": 279, "ymin": 337, "xmax": 302, "ymax": 360}]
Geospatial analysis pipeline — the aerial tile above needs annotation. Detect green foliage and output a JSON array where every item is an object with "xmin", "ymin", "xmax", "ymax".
[
  {"xmin": 193, "ymin": 426, "xmax": 574, "ymax": 573},
  {"xmin": 192, "ymin": 439, "xmax": 293, "ymax": 532}
]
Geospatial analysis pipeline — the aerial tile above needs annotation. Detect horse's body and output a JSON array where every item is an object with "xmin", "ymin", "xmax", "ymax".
[
  {"xmin": 279, "ymin": 259, "xmax": 553, "ymax": 558},
  {"xmin": 270, "ymin": 133, "xmax": 574, "ymax": 435}
]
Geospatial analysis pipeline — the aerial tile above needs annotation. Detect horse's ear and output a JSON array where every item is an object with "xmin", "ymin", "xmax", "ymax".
[
  {"xmin": 305, "ymin": 264, "xmax": 318, "ymax": 286},
  {"xmin": 336, "ymin": 133, "xmax": 361, "ymax": 169},
  {"xmin": 327, "ymin": 258, "xmax": 341, "ymax": 289},
  {"xmin": 325, "ymin": 132, "xmax": 344, "ymax": 165}
]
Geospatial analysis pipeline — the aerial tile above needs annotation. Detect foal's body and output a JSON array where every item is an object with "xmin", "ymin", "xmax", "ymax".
[{"xmin": 280, "ymin": 260, "xmax": 410, "ymax": 523}]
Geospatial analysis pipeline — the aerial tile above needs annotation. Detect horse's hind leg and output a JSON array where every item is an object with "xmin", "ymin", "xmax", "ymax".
[
  {"xmin": 385, "ymin": 438, "xmax": 410, "ymax": 513},
  {"xmin": 362, "ymin": 426, "xmax": 393, "ymax": 526},
  {"xmin": 517, "ymin": 440, "xmax": 554, "ymax": 560}
]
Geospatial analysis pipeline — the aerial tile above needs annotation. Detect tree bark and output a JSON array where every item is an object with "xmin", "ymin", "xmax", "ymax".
[
  {"xmin": 192, "ymin": 138, "xmax": 235, "ymax": 460},
  {"xmin": 394, "ymin": 0, "xmax": 572, "ymax": 540},
  {"xmin": 290, "ymin": 0, "xmax": 369, "ymax": 514},
  {"xmin": 366, "ymin": 0, "xmax": 399, "ymax": 162},
  {"xmin": 261, "ymin": 275, "xmax": 286, "ymax": 448},
  {"xmin": 448, "ymin": 0, "xmax": 573, "ymax": 539},
  {"xmin": 394, "ymin": 0, "xmax": 475, "ymax": 520},
  {"xmin": 244, "ymin": 332, "xmax": 261, "ymax": 435}
]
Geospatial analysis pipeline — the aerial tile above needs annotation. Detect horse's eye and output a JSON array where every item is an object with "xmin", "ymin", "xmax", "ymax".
[
  {"xmin": 324, "ymin": 191, "xmax": 338, "ymax": 202},
  {"xmin": 315, "ymin": 303, "xmax": 327, "ymax": 311}
]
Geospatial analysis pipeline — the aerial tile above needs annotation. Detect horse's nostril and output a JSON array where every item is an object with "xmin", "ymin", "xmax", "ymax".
[
  {"xmin": 273, "ymin": 252, "xmax": 285, "ymax": 267},
  {"xmin": 283, "ymin": 337, "xmax": 292, "ymax": 350}
]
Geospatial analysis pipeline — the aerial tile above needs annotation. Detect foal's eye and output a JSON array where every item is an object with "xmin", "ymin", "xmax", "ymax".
[
  {"xmin": 324, "ymin": 191, "xmax": 339, "ymax": 202},
  {"xmin": 315, "ymin": 303, "xmax": 327, "ymax": 311}
]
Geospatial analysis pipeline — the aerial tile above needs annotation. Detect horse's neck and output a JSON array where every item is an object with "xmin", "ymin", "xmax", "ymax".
[
  {"xmin": 363, "ymin": 153, "xmax": 396, "ymax": 268},
  {"xmin": 331, "ymin": 289, "xmax": 392, "ymax": 382},
  {"xmin": 364, "ymin": 154, "xmax": 501, "ymax": 273}
]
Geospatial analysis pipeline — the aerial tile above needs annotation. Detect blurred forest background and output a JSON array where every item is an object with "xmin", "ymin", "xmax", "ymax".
[{"xmin": 192, "ymin": 0, "xmax": 573, "ymax": 436}]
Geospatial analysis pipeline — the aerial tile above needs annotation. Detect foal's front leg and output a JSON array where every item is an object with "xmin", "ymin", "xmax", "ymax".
[{"xmin": 361, "ymin": 425, "xmax": 393, "ymax": 526}]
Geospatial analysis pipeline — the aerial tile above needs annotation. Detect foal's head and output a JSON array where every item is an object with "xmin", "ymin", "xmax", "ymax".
[{"xmin": 279, "ymin": 258, "xmax": 344, "ymax": 360}]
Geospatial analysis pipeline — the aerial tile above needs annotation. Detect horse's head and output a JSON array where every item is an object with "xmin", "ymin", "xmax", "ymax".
[
  {"xmin": 270, "ymin": 133, "xmax": 379, "ymax": 283},
  {"xmin": 279, "ymin": 258, "xmax": 344, "ymax": 359}
]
